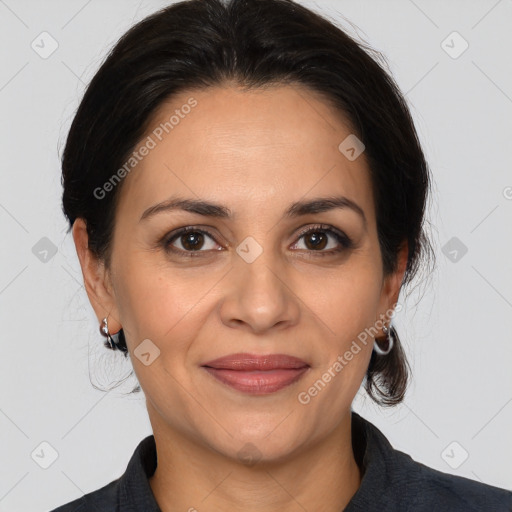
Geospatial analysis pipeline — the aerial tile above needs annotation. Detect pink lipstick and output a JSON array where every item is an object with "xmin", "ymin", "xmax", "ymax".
[{"xmin": 201, "ymin": 353, "xmax": 310, "ymax": 395}]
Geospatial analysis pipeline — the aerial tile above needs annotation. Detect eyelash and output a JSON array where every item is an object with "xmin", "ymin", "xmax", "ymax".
[{"xmin": 162, "ymin": 224, "xmax": 354, "ymax": 258}]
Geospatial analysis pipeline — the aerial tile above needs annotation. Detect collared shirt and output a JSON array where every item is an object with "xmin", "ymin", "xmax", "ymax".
[{"xmin": 49, "ymin": 410, "xmax": 512, "ymax": 511}]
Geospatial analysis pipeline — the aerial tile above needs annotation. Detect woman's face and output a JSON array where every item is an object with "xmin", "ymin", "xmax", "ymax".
[{"xmin": 76, "ymin": 84, "xmax": 405, "ymax": 461}]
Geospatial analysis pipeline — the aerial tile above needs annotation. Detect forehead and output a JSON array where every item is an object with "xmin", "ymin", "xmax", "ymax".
[{"xmin": 116, "ymin": 84, "xmax": 375, "ymax": 223}]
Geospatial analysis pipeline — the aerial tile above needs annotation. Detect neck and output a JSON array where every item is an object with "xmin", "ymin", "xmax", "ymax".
[{"xmin": 148, "ymin": 408, "xmax": 362, "ymax": 512}]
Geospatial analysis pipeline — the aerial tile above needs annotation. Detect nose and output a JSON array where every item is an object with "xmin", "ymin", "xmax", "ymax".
[{"xmin": 219, "ymin": 245, "xmax": 301, "ymax": 334}]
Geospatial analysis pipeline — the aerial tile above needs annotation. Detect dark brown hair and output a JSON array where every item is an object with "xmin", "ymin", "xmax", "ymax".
[{"xmin": 61, "ymin": 0, "xmax": 435, "ymax": 406}]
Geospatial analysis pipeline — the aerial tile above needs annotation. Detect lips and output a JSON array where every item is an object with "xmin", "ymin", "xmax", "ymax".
[
  {"xmin": 201, "ymin": 353, "xmax": 310, "ymax": 395},
  {"xmin": 202, "ymin": 353, "xmax": 309, "ymax": 371}
]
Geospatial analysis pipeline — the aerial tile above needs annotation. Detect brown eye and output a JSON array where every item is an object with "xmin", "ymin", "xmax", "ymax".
[
  {"xmin": 303, "ymin": 231, "xmax": 328, "ymax": 250},
  {"xmin": 292, "ymin": 225, "xmax": 354, "ymax": 255},
  {"xmin": 165, "ymin": 227, "xmax": 221, "ymax": 255},
  {"xmin": 180, "ymin": 232, "xmax": 206, "ymax": 251}
]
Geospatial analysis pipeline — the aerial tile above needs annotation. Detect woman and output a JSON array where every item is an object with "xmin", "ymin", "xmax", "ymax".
[{"xmin": 52, "ymin": 0, "xmax": 512, "ymax": 510}]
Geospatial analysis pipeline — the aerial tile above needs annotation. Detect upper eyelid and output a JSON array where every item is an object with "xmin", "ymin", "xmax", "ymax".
[{"xmin": 295, "ymin": 224, "xmax": 348, "ymax": 239}]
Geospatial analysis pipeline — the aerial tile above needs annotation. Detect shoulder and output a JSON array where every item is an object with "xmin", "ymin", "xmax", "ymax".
[
  {"xmin": 349, "ymin": 412, "xmax": 512, "ymax": 512},
  {"xmin": 47, "ymin": 477, "xmax": 120, "ymax": 512},
  {"xmin": 392, "ymin": 447, "xmax": 512, "ymax": 511},
  {"xmin": 47, "ymin": 434, "xmax": 159, "ymax": 512}
]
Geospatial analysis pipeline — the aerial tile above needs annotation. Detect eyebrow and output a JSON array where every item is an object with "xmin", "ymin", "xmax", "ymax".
[{"xmin": 139, "ymin": 195, "xmax": 367, "ymax": 227}]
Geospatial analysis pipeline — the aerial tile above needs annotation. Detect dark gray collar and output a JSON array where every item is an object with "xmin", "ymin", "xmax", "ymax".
[{"xmin": 116, "ymin": 410, "xmax": 394, "ymax": 511}]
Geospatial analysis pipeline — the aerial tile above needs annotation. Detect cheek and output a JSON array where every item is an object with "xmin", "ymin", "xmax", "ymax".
[
  {"xmin": 295, "ymin": 272, "xmax": 379, "ymax": 419},
  {"xmin": 112, "ymin": 252, "xmax": 220, "ymax": 348},
  {"xmin": 300, "ymin": 259, "xmax": 383, "ymax": 336},
  {"xmin": 293, "ymin": 258, "xmax": 382, "ymax": 398}
]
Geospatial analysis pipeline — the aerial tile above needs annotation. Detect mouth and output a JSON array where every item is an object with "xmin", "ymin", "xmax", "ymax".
[{"xmin": 201, "ymin": 353, "xmax": 310, "ymax": 395}]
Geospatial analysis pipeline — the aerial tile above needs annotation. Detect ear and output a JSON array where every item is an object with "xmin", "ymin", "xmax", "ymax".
[
  {"xmin": 377, "ymin": 240, "xmax": 408, "ymax": 328},
  {"xmin": 72, "ymin": 218, "xmax": 122, "ymax": 334}
]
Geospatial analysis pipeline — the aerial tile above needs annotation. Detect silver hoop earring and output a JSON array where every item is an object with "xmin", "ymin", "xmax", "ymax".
[
  {"xmin": 373, "ymin": 324, "xmax": 394, "ymax": 356},
  {"xmin": 100, "ymin": 317, "xmax": 119, "ymax": 350}
]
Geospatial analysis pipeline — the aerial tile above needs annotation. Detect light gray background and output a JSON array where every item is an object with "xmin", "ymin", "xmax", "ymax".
[{"xmin": 1, "ymin": 0, "xmax": 511, "ymax": 510}]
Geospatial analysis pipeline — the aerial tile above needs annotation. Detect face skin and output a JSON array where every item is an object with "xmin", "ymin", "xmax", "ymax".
[{"xmin": 73, "ymin": 83, "xmax": 407, "ymax": 512}]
